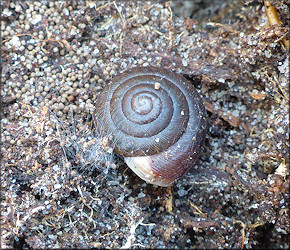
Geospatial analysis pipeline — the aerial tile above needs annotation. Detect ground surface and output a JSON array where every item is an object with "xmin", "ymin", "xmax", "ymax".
[{"xmin": 1, "ymin": 1, "xmax": 289, "ymax": 248}]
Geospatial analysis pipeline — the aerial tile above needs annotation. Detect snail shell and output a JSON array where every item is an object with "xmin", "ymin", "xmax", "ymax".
[{"xmin": 94, "ymin": 66, "xmax": 207, "ymax": 186}]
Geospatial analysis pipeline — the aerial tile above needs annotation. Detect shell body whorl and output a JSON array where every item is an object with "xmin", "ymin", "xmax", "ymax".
[{"xmin": 94, "ymin": 66, "xmax": 207, "ymax": 186}]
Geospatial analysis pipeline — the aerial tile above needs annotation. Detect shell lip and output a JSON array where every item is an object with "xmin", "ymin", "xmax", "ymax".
[{"xmin": 124, "ymin": 156, "xmax": 175, "ymax": 187}]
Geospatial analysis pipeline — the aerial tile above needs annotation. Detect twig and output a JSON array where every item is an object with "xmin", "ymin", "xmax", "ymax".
[
  {"xmin": 234, "ymin": 220, "xmax": 246, "ymax": 249},
  {"xmin": 264, "ymin": 0, "xmax": 289, "ymax": 48}
]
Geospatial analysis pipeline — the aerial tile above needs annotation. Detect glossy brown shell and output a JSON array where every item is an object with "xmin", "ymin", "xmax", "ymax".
[{"xmin": 94, "ymin": 66, "xmax": 207, "ymax": 186}]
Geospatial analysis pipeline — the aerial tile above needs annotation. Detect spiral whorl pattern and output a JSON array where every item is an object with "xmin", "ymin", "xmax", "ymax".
[{"xmin": 94, "ymin": 66, "xmax": 207, "ymax": 186}]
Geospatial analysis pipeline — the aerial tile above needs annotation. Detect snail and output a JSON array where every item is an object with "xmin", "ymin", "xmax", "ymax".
[{"xmin": 94, "ymin": 66, "xmax": 207, "ymax": 186}]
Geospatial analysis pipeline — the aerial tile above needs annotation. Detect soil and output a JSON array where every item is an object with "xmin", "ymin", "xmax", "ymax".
[{"xmin": 1, "ymin": 1, "xmax": 289, "ymax": 248}]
